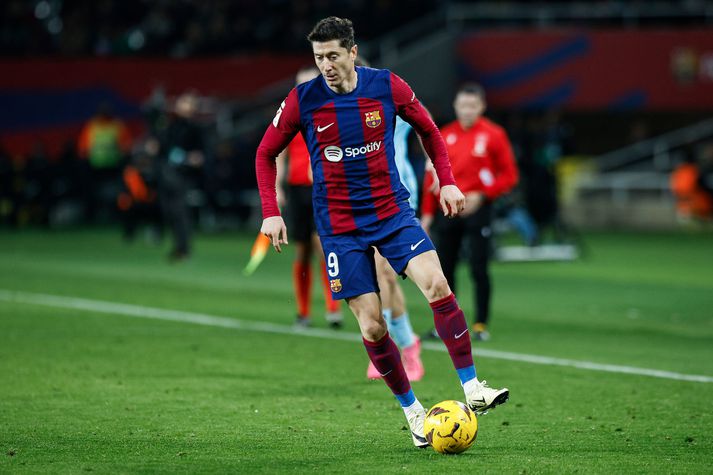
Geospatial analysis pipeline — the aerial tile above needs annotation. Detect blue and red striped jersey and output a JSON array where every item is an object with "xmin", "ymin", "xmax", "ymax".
[{"xmin": 256, "ymin": 66, "xmax": 455, "ymax": 236}]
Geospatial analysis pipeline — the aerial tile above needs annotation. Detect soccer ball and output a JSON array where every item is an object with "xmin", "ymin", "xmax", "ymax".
[{"xmin": 424, "ymin": 400, "xmax": 478, "ymax": 454}]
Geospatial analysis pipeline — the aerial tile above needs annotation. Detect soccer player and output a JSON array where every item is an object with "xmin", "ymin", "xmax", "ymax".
[
  {"xmin": 256, "ymin": 17, "xmax": 509, "ymax": 448},
  {"xmin": 276, "ymin": 66, "xmax": 343, "ymax": 329},
  {"xmin": 421, "ymin": 84, "xmax": 519, "ymax": 341}
]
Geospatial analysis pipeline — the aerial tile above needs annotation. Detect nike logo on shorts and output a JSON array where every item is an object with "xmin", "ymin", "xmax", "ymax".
[
  {"xmin": 317, "ymin": 122, "xmax": 334, "ymax": 132},
  {"xmin": 410, "ymin": 238, "xmax": 426, "ymax": 251},
  {"xmin": 379, "ymin": 369, "xmax": 393, "ymax": 377},
  {"xmin": 455, "ymin": 329, "xmax": 468, "ymax": 339}
]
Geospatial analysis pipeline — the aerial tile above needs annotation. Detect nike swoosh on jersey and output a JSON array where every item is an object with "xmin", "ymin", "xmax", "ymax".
[
  {"xmin": 316, "ymin": 122, "xmax": 334, "ymax": 132},
  {"xmin": 455, "ymin": 329, "xmax": 468, "ymax": 339},
  {"xmin": 410, "ymin": 238, "xmax": 426, "ymax": 251}
]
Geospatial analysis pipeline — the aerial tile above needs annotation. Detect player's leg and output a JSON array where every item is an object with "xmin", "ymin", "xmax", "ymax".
[
  {"xmin": 375, "ymin": 250, "xmax": 423, "ymax": 381},
  {"xmin": 320, "ymin": 232, "xmax": 427, "ymax": 447},
  {"xmin": 289, "ymin": 185, "xmax": 313, "ymax": 327},
  {"xmin": 466, "ymin": 205, "xmax": 493, "ymax": 341},
  {"xmin": 404, "ymin": 250, "xmax": 509, "ymax": 414},
  {"xmin": 390, "ymin": 282, "xmax": 424, "ymax": 381},
  {"xmin": 348, "ymin": 292, "xmax": 427, "ymax": 448},
  {"xmin": 313, "ymin": 232, "xmax": 343, "ymax": 328},
  {"xmin": 367, "ymin": 250, "xmax": 423, "ymax": 380},
  {"xmin": 293, "ymin": 240, "xmax": 312, "ymax": 326},
  {"xmin": 422, "ymin": 216, "xmax": 463, "ymax": 340}
]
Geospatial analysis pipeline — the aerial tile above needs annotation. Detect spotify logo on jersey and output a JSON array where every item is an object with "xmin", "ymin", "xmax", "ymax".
[
  {"xmin": 323, "ymin": 141, "xmax": 382, "ymax": 163},
  {"xmin": 323, "ymin": 146, "xmax": 344, "ymax": 162}
]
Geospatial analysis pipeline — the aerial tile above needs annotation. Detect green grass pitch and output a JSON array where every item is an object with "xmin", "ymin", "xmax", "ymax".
[{"xmin": 1, "ymin": 228, "xmax": 712, "ymax": 473}]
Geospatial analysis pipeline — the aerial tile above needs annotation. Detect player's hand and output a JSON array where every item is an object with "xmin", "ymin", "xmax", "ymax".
[
  {"xmin": 439, "ymin": 185, "xmax": 466, "ymax": 218},
  {"xmin": 261, "ymin": 216, "xmax": 288, "ymax": 253},
  {"xmin": 462, "ymin": 192, "xmax": 484, "ymax": 216}
]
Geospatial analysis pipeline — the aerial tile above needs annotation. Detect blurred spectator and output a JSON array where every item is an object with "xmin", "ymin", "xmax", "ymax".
[
  {"xmin": 21, "ymin": 141, "xmax": 52, "ymax": 226},
  {"xmin": 48, "ymin": 141, "xmax": 88, "ymax": 227},
  {"xmin": 77, "ymin": 103, "xmax": 133, "ymax": 222},
  {"xmin": 204, "ymin": 138, "xmax": 248, "ymax": 225},
  {"xmin": 158, "ymin": 92, "xmax": 205, "ymax": 261},
  {"xmin": 117, "ymin": 139, "xmax": 163, "ymax": 242},
  {"xmin": 521, "ymin": 110, "xmax": 569, "ymax": 243},
  {"xmin": 670, "ymin": 148, "xmax": 713, "ymax": 222},
  {"xmin": 0, "ymin": 0, "xmax": 439, "ymax": 57},
  {"xmin": 498, "ymin": 113, "xmax": 539, "ymax": 246}
]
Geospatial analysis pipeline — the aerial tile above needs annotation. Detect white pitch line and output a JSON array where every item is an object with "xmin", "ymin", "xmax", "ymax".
[{"xmin": 1, "ymin": 289, "xmax": 712, "ymax": 384}]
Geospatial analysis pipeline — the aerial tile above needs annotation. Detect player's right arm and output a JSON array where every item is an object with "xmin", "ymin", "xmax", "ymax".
[
  {"xmin": 390, "ymin": 73, "xmax": 464, "ymax": 217},
  {"xmin": 255, "ymin": 88, "xmax": 301, "ymax": 252}
]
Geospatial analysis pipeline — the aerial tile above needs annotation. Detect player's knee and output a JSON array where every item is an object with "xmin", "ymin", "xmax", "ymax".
[
  {"xmin": 426, "ymin": 274, "xmax": 451, "ymax": 300},
  {"xmin": 362, "ymin": 316, "xmax": 387, "ymax": 341}
]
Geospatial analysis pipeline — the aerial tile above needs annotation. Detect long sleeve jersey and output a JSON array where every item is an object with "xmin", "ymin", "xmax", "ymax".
[
  {"xmin": 256, "ymin": 66, "xmax": 455, "ymax": 236},
  {"xmin": 422, "ymin": 117, "xmax": 518, "ymax": 217}
]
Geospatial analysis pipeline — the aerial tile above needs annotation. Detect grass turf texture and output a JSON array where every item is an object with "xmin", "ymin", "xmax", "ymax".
[{"xmin": 1, "ymin": 229, "xmax": 712, "ymax": 473}]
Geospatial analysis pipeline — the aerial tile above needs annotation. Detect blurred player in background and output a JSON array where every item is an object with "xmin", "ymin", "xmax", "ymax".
[
  {"xmin": 256, "ymin": 17, "xmax": 509, "ymax": 448},
  {"xmin": 158, "ymin": 92, "xmax": 205, "ymax": 261},
  {"xmin": 117, "ymin": 139, "xmax": 162, "ymax": 242},
  {"xmin": 421, "ymin": 83, "xmax": 519, "ymax": 341},
  {"xmin": 77, "ymin": 103, "xmax": 132, "ymax": 223},
  {"xmin": 276, "ymin": 66, "xmax": 343, "ymax": 329},
  {"xmin": 670, "ymin": 148, "xmax": 713, "ymax": 222}
]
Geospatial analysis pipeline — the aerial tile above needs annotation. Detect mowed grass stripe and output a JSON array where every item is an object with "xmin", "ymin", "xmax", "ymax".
[{"xmin": 2, "ymin": 288, "xmax": 712, "ymax": 384}]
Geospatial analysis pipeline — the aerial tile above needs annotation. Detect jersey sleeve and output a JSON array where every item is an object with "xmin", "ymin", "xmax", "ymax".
[
  {"xmin": 483, "ymin": 126, "xmax": 519, "ymax": 199},
  {"xmin": 255, "ymin": 88, "xmax": 301, "ymax": 218},
  {"xmin": 390, "ymin": 73, "xmax": 455, "ymax": 188}
]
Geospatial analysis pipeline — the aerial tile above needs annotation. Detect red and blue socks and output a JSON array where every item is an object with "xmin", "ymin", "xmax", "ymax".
[
  {"xmin": 430, "ymin": 293, "xmax": 477, "ymax": 385},
  {"xmin": 363, "ymin": 333, "xmax": 416, "ymax": 407}
]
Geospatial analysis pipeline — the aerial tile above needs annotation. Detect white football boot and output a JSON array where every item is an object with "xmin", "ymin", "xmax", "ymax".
[
  {"xmin": 405, "ymin": 406, "xmax": 429, "ymax": 448},
  {"xmin": 463, "ymin": 379, "xmax": 509, "ymax": 414}
]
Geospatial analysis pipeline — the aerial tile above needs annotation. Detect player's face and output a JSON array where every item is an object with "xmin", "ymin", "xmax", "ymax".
[
  {"xmin": 312, "ymin": 40, "xmax": 357, "ymax": 91},
  {"xmin": 454, "ymin": 92, "xmax": 485, "ymax": 128}
]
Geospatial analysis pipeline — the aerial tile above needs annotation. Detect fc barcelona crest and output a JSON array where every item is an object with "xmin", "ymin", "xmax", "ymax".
[
  {"xmin": 330, "ymin": 279, "xmax": 342, "ymax": 293},
  {"xmin": 364, "ymin": 110, "xmax": 382, "ymax": 128}
]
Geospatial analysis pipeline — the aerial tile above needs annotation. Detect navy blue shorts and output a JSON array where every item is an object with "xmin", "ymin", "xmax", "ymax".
[{"xmin": 319, "ymin": 209, "xmax": 435, "ymax": 300}]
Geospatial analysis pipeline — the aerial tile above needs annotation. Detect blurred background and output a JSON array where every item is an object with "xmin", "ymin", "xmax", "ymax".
[{"xmin": 1, "ymin": 0, "xmax": 713, "ymax": 240}]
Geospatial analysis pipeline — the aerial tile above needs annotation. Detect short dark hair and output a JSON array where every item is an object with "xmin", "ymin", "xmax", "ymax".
[
  {"xmin": 307, "ymin": 16, "xmax": 355, "ymax": 51},
  {"xmin": 456, "ymin": 83, "xmax": 486, "ymax": 101}
]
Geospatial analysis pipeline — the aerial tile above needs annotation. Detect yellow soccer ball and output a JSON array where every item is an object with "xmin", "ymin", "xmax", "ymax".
[{"xmin": 424, "ymin": 400, "xmax": 478, "ymax": 454}]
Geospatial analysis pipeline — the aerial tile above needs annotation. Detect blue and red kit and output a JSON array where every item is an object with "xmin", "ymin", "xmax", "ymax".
[
  {"xmin": 257, "ymin": 66, "xmax": 454, "ymax": 234},
  {"xmin": 256, "ymin": 66, "xmax": 456, "ymax": 299}
]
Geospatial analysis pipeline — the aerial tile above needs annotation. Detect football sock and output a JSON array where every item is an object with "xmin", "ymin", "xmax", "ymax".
[
  {"xmin": 390, "ymin": 311, "xmax": 416, "ymax": 349},
  {"xmin": 362, "ymin": 333, "xmax": 411, "ymax": 405},
  {"xmin": 293, "ymin": 261, "xmax": 311, "ymax": 318},
  {"xmin": 430, "ymin": 293, "xmax": 477, "ymax": 384},
  {"xmin": 320, "ymin": 261, "xmax": 340, "ymax": 313}
]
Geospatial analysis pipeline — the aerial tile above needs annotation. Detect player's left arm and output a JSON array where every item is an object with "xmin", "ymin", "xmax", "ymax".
[
  {"xmin": 483, "ymin": 127, "xmax": 519, "ymax": 200},
  {"xmin": 390, "ymin": 73, "xmax": 464, "ymax": 217}
]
